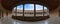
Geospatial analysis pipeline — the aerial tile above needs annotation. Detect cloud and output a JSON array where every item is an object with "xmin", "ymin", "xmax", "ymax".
[
  {"xmin": 13, "ymin": 4, "xmax": 47, "ymax": 10},
  {"xmin": 29, "ymin": 4, "xmax": 34, "ymax": 6},
  {"xmin": 36, "ymin": 5, "xmax": 43, "ymax": 10},
  {"xmin": 14, "ymin": 7, "xmax": 23, "ymax": 10},
  {"xmin": 44, "ymin": 7, "xmax": 47, "ymax": 9},
  {"xmin": 24, "ymin": 4, "xmax": 34, "ymax": 10}
]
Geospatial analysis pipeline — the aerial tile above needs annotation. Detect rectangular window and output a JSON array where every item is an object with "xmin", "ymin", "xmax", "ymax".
[
  {"xmin": 24, "ymin": 4, "xmax": 34, "ymax": 17},
  {"xmin": 36, "ymin": 4, "xmax": 43, "ymax": 16},
  {"xmin": 17, "ymin": 5, "xmax": 23, "ymax": 16}
]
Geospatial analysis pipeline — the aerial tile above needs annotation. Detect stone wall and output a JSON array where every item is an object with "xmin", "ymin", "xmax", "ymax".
[
  {"xmin": 49, "ymin": 5, "xmax": 60, "ymax": 17},
  {"xmin": 0, "ymin": 0, "xmax": 12, "ymax": 18}
]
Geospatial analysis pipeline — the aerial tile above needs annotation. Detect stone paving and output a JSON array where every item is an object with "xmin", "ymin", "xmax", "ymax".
[{"xmin": 0, "ymin": 16, "xmax": 60, "ymax": 24}]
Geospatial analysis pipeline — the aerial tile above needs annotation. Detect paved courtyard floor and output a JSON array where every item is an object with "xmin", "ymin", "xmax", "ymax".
[{"xmin": 0, "ymin": 16, "xmax": 60, "ymax": 24}]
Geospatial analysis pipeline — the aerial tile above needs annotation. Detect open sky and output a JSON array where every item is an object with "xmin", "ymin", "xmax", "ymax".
[{"xmin": 14, "ymin": 4, "xmax": 47, "ymax": 10}]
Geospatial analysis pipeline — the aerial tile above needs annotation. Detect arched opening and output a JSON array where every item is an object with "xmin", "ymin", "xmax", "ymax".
[
  {"xmin": 12, "ymin": 4, "xmax": 49, "ymax": 17},
  {"xmin": 12, "ymin": 4, "xmax": 49, "ymax": 21}
]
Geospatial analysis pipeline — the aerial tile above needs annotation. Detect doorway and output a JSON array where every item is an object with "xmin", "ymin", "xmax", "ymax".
[{"xmin": 59, "ymin": 10, "xmax": 60, "ymax": 17}]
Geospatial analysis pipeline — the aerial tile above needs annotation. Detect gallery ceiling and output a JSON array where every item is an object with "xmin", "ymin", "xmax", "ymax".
[{"xmin": 1, "ymin": 0, "xmax": 60, "ymax": 11}]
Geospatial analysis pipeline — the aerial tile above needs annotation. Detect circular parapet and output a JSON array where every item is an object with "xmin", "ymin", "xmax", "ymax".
[{"xmin": 12, "ymin": 15, "xmax": 49, "ymax": 22}]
